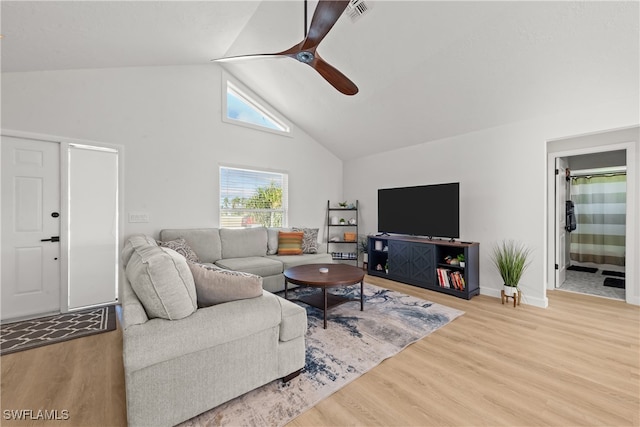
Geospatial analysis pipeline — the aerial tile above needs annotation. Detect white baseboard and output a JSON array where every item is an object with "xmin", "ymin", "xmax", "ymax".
[{"xmin": 480, "ymin": 288, "xmax": 549, "ymax": 308}]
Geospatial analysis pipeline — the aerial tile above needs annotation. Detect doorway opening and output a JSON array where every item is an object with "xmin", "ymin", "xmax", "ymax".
[
  {"xmin": 546, "ymin": 126, "xmax": 637, "ymax": 305},
  {"xmin": 558, "ymin": 152, "xmax": 626, "ymax": 300}
]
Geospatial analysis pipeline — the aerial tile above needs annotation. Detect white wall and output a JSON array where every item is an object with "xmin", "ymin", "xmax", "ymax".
[
  {"xmin": 344, "ymin": 99, "xmax": 639, "ymax": 307},
  {"xmin": 1, "ymin": 65, "xmax": 343, "ymax": 240}
]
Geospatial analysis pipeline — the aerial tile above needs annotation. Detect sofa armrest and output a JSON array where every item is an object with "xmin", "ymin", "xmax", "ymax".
[
  {"xmin": 121, "ymin": 277, "xmax": 148, "ymax": 329},
  {"xmin": 123, "ymin": 291, "xmax": 285, "ymax": 372},
  {"xmin": 277, "ymin": 296, "xmax": 307, "ymax": 342}
]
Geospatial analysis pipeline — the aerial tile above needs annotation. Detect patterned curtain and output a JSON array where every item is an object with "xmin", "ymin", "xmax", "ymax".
[{"xmin": 570, "ymin": 174, "xmax": 626, "ymax": 266}]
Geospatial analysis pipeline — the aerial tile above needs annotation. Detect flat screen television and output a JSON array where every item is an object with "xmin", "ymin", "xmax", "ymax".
[{"xmin": 378, "ymin": 183, "xmax": 460, "ymax": 238}]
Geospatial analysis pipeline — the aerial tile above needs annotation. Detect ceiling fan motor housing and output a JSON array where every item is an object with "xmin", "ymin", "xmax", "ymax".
[{"xmin": 296, "ymin": 51, "xmax": 315, "ymax": 63}]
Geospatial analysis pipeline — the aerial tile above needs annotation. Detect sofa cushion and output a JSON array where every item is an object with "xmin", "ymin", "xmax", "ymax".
[
  {"xmin": 292, "ymin": 227, "xmax": 319, "ymax": 254},
  {"xmin": 267, "ymin": 227, "xmax": 291, "ymax": 255},
  {"xmin": 219, "ymin": 227, "xmax": 268, "ymax": 259},
  {"xmin": 188, "ymin": 262, "xmax": 263, "ymax": 307},
  {"xmin": 160, "ymin": 229, "xmax": 222, "ymax": 263},
  {"xmin": 268, "ymin": 252, "xmax": 334, "ymax": 270},
  {"xmin": 157, "ymin": 237, "xmax": 200, "ymax": 263},
  {"xmin": 215, "ymin": 256, "xmax": 283, "ymax": 277},
  {"xmin": 122, "ymin": 234, "xmax": 157, "ymax": 267},
  {"xmin": 126, "ymin": 244, "xmax": 197, "ymax": 320},
  {"xmin": 277, "ymin": 231, "xmax": 304, "ymax": 255}
]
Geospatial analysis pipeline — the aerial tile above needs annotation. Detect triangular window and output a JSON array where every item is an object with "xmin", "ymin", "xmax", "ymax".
[{"xmin": 224, "ymin": 80, "xmax": 290, "ymax": 134}]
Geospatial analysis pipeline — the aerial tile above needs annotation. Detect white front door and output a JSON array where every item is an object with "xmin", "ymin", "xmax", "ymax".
[
  {"xmin": 1, "ymin": 136, "xmax": 61, "ymax": 320},
  {"xmin": 555, "ymin": 157, "xmax": 570, "ymax": 288}
]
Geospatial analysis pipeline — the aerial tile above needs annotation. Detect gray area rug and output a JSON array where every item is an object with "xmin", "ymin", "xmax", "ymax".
[
  {"xmin": 180, "ymin": 283, "xmax": 464, "ymax": 427},
  {"xmin": 0, "ymin": 305, "xmax": 116, "ymax": 356}
]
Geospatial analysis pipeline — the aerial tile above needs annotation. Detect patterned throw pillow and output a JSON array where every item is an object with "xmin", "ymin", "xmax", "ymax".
[
  {"xmin": 188, "ymin": 262, "xmax": 263, "ymax": 308},
  {"xmin": 157, "ymin": 238, "xmax": 199, "ymax": 263},
  {"xmin": 292, "ymin": 227, "xmax": 319, "ymax": 254},
  {"xmin": 277, "ymin": 231, "xmax": 304, "ymax": 255}
]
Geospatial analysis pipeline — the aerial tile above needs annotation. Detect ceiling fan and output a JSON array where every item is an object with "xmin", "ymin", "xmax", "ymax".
[{"xmin": 213, "ymin": 0, "xmax": 358, "ymax": 96}]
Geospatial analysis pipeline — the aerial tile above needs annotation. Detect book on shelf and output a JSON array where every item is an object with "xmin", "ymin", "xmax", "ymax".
[{"xmin": 436, "ymin": 268, "xmax": 465, "ymax": 290}]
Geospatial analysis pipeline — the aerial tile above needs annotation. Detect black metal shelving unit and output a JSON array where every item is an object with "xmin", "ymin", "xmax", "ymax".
[{"xmin": 326, "ymin": 200, "xmax": 359, "ymax": 266}]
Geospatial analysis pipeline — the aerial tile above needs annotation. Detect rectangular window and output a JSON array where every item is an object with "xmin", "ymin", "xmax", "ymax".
[{"xmin": 219, "ymin": 166, "xmax": 288, "ymax": 228}]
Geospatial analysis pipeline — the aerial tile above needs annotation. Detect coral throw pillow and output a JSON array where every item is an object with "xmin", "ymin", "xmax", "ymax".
[{"xmin": 277, "ymin": 231, "xmax": 304, "ymax": 255}]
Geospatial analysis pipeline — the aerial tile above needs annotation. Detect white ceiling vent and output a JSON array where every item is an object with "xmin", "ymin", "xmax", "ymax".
[{"xmin": 346, "ymin": 0, "xmax": 372, "ymax": 23}]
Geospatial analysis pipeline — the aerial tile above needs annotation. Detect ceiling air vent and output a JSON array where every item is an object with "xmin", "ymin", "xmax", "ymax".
[{"xmin": 346, "ymin": 0, "xmax": 372, "ymax": 22}]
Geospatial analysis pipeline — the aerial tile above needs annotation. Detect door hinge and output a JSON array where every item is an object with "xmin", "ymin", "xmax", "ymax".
[
  {"xmin": 555, "ymin": 264, "xmax": 559, "ymax": 270},
  {"xmin": 555, "ymin": 169, "xmax": 559, "ymax": 175}
]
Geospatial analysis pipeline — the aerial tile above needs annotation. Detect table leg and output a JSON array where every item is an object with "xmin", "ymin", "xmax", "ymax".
[
  {"xmin": 284, "ymin": 279, "xmax": 288, "ymax": 300},
  {"xmin": 323, "ymin": 288, "xmax": 327, "ymax": 329},
  {"xmin": 360, "ymin": 280, "xmax": 364, "ymax": 311}
]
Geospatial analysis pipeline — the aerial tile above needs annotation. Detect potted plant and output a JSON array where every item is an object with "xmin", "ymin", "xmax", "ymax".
[
  {"xmin": 491, "ymin": 240, "xmax": 532, "ymax": 297},
  {"xmin": 385, "ymin": 259, "xmax": 389, "ymax": 274},
  {"xmin": 457, "ymin": 254, "xmax": 465, "ymax": 268}
]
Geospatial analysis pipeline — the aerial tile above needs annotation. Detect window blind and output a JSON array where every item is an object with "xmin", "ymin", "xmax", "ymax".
[{"xmin": 219, "ymin": 166, "xmax": 288, "ymax": 228}]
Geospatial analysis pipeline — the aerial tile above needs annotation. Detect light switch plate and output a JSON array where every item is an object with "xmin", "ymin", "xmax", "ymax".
[{"xmin": 128, "ymin": 212, "xmax": 149, "ymax": 223}]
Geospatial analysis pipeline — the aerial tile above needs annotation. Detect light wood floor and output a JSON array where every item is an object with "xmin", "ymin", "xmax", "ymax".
[{"xmin": 1, "ymin": 276, "xmax": 639, "ymax": 426}]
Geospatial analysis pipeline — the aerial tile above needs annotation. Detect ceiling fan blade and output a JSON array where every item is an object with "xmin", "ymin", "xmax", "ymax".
[
  {"xmin": 212, "ymin": 1, "xmax": 359, "ymax": 95},
  {"xmin": 312, "ymin": 54, "xmax": 358, "ymax": 95},
  {"xmin": 302, "ymin": 0, "xmax": 350, "ymax": 51},
  {"xmin": 211, "ymin": 53, "xmax": 284, "ymax": 63}
]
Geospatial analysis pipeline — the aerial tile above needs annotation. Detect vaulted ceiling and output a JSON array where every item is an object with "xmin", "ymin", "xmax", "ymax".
[{"xmin": 2, "ymin": 1, "xmax": 638, "ymax": 160}]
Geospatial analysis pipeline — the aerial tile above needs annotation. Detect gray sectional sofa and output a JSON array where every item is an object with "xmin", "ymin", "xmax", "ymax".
[
  {"xmin": 121, "ymin": 227, "xmax": 332, "ymax": 427},
  {"xmin": 159, "ymin": 227, "xmax": 333, "ymax": 293}
]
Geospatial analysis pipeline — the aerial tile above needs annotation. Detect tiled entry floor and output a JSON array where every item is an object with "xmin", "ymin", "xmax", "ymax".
[{"xmin": 559, "ymin": 269, "xmax": 625, "ymax": 300}]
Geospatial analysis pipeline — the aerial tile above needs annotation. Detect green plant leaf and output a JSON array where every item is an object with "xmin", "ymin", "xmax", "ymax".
[{"xmin": 490, "ymin": 240, "xmax": 532, "ymax": 287}]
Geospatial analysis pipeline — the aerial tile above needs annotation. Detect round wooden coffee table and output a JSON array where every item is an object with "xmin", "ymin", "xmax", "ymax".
[{"xmin": 284, "ymin": 263, "xmax": 365, "ymax": 329}]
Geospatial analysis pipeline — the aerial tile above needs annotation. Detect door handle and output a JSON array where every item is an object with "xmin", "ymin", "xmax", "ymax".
[{"xmin": 41, "ymin": 236, "xmax": 60, "ymax": 242}]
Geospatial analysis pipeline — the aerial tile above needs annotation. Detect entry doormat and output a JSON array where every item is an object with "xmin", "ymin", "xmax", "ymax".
[
  {"xmin": 0, "ymin": 305, "xmax": 116, "ymax": 356},
  {"xmin": 180, "ymin": 283, "xmax": 464, "ymax": 427},
  {"xmin": 603, "ymin": 277, "xmax": 625, "ymax": 289}
]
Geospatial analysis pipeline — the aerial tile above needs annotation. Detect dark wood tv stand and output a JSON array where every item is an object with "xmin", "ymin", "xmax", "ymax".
[{"xmin": 367, "ymin": 235, "xmax": 480, "ymax": 299}]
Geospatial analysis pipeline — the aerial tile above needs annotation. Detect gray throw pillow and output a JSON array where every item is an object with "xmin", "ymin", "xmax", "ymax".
[
  {"xmin": 293, "ymin": 227, "xmax": 319, "ymax": 254},
  {"xmin": 187, "ymin": 262, "xmax": 263, "ymax": 307},
  {"xmin": 126, "ymin": 245, "xmax": 198, "ymax": 320},
  {"xmin": 157, "ymin": 237, "xmax": 200, "ymax": 263}
]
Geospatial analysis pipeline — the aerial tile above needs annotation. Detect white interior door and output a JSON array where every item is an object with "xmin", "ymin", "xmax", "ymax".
[
  {"xmin": 555, "ymin": 157, "xmax": 570, "ymax": 288},
  {"xmin": 1, "ymin": 136, "xmax": 61, "ymax": 320}
]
